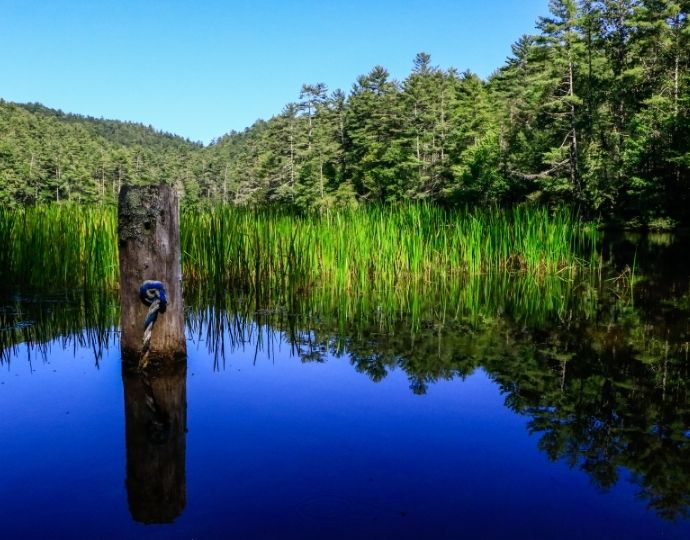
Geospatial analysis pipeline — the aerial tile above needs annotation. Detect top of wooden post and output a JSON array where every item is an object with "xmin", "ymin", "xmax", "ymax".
[{"xmin": 119, "ymin": 185, "xmax": 169, "ymax": 246}]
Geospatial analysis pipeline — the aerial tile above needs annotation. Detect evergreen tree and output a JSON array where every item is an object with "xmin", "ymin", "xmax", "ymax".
[{"xmin": 1, "ymin": 1, "xmax": 689, "ymax": 224}]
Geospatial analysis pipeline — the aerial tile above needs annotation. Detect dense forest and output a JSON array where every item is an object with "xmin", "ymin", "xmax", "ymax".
[{"xmin": 1, "ymin": 0, "xmax": 689, "ymax": 226}]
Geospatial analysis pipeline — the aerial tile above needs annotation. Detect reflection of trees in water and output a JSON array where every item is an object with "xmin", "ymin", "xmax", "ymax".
[
  {"xmin": 488, "ymin": 321, "xmax": 690, "ymax": 521},
  {"xmin": 184, "ymin": 242, "xmax": 690, "ymax": 520},
  {"xmin": 2, "ymin": 233, "xmax": 689, "ymax": 520},
  {"xmin": 336, "ymin": 311, "xmax": 688, "ymax": 519}
]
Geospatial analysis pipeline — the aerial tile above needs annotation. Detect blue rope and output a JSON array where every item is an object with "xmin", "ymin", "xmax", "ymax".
[
  {"xmin": 143, "ymin": 307, "xmax": 160, "ymax": 330},
  {"xmin": 139, "ymin": 280, "xmax": 168, "ymax": 308},
  {"xmin": 138, "ymin": 281, "xmax": 168, "ymax": 366},
  {"xmin": 139, "ymin": 280, "xmax": 167, "ymax": 325}
]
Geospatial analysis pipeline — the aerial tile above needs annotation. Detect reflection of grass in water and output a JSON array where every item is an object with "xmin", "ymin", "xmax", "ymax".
[
  {"xmin": 0, "ymin": 262, "xmax": 602, "ymax": 365},
  {"xmin": 183, "ymin": 267, "xmax": 602, "ymax": 362},
  {"xmin": 624, "ymin": 232, "xmax": 676, "ymax": 248},
  {"xmin": 0, "ymin": 291, "xmax": 119, "ymax": 365},
  {"xmin": 0, "ymin": 203, "xmax": 601, "ymax": 360},
  {"xmin": 1, "ymin": 204, "xmax": 598, "ymax": 294}
]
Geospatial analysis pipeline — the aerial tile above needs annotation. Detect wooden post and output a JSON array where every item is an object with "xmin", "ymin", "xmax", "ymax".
[
  {"xmin": 118, "ymin": 184, "xmax": 186, "ymax": 365},
  {"xmin": 123, "ymin": 364, "xmax": 187, "ymax": 523}
]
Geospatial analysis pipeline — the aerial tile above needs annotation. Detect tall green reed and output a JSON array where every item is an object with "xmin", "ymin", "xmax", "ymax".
[
  {"xmin": 181, "ymin": 204, "xmax": 597, "ymax": 293},
  {"xmin": 0, "ymin": 204, "xmax": 118, "ymax": 291},
  {"xmin": 0, "ymin": 201, "xmax": 603, "ymax": 361},
  {"xmin": 0, "ymin": 203, "xmax": 598, "ymax": 300}
]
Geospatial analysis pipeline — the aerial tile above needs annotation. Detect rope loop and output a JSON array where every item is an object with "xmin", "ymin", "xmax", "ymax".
[
  {"xmin": 139, "ymin": 280, "xmax": 168, "ymax": 310},
  {"xmin": 139, "ymin": 280, "xmax": 168, "ymax": 368}
]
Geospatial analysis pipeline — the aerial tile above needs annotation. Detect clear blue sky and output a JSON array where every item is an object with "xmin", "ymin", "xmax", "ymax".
[{"xmin": 1, "ymin": 0, "xmax": 548, "ymax": 144}]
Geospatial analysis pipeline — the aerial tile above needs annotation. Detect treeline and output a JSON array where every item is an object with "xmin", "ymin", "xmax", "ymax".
[
  {"xmin": 1, "ymin": 0, "xmax": 689, "ymax": 225},
  {"xmin": 214, "ymin": 0, "xmax": 690, "ymax": 224},
  {"xmin": 0, "ymin": 101, "xmax": 203, "ymax": 205}
]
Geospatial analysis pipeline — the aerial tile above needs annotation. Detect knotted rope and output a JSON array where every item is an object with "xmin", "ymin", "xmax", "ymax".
[{"xmin": 139, "ymin": 280, "xmax": 168, "ymax": 369}]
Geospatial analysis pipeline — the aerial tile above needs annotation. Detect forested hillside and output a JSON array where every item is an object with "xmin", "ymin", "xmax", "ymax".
[
  {"xmin": 0, "ymin": 101, "xmax": 203, "ymax": 206},
  {"xmin": 1, "ymin": 0, "xmax": 689, "ymax": 226}
]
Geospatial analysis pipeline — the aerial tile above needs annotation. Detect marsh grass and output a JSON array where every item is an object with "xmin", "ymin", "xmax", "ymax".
[
  {"xmin": 0, "ymin": 203, "xmax": 598, "ymax": 304},
  {"xmin": 0, "ymin": 204, "xmax": 118, "ymax": 291},
  {"xmin": 181, "ymin": 204, "xmax": 598, "ymax": 293},
  {"xmin": 0, "ymin": 200, "xmax": 602, "ymax": 363}
]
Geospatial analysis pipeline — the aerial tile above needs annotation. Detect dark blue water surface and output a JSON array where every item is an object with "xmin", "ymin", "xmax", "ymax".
[
  {"xmin": 2, "ymin": 233, "xmax": 690, "ymax": 539},
  {"xmin": 0, "ymin": 328, "xmax": 688, "ymax": 540}
]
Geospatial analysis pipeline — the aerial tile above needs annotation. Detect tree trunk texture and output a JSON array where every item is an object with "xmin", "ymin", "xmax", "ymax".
[{"xmin": 118, "ymin": 184, "xmax": 186, "ymax": 365}]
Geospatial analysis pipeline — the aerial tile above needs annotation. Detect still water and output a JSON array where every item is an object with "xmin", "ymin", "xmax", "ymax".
[{"xmin": 1, "ymin": 233, "xmax": 689, "ymax": 539}]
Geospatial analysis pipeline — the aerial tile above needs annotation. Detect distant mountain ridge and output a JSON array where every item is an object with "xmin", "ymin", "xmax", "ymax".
[
  {"xmin": 0, "ymin": 99, "xmax": 210, "ymax": 206},
  {"xmin": 13, "ymin": 100, "xmax": 201, "ymax": 149}
]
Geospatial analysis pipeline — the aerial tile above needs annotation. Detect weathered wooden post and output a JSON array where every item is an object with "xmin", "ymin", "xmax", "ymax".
[{"xmin": 118, "ymin": 184, "xmax": 186, "ymax": 366}]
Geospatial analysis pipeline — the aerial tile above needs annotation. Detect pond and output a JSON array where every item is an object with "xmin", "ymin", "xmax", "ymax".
[{"xmin": 1, "ymin": 232, "xmax": 689, "ymax": 539}]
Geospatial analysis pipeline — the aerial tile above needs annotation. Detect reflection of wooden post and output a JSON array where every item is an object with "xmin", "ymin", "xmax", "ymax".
[
  {"xmin": 118, "ymin": 185, "xmax": 186, "ymax": 364},
  {"xmin": 123, "ymin": 364, "xmax": 187, "ymax": 523}
]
